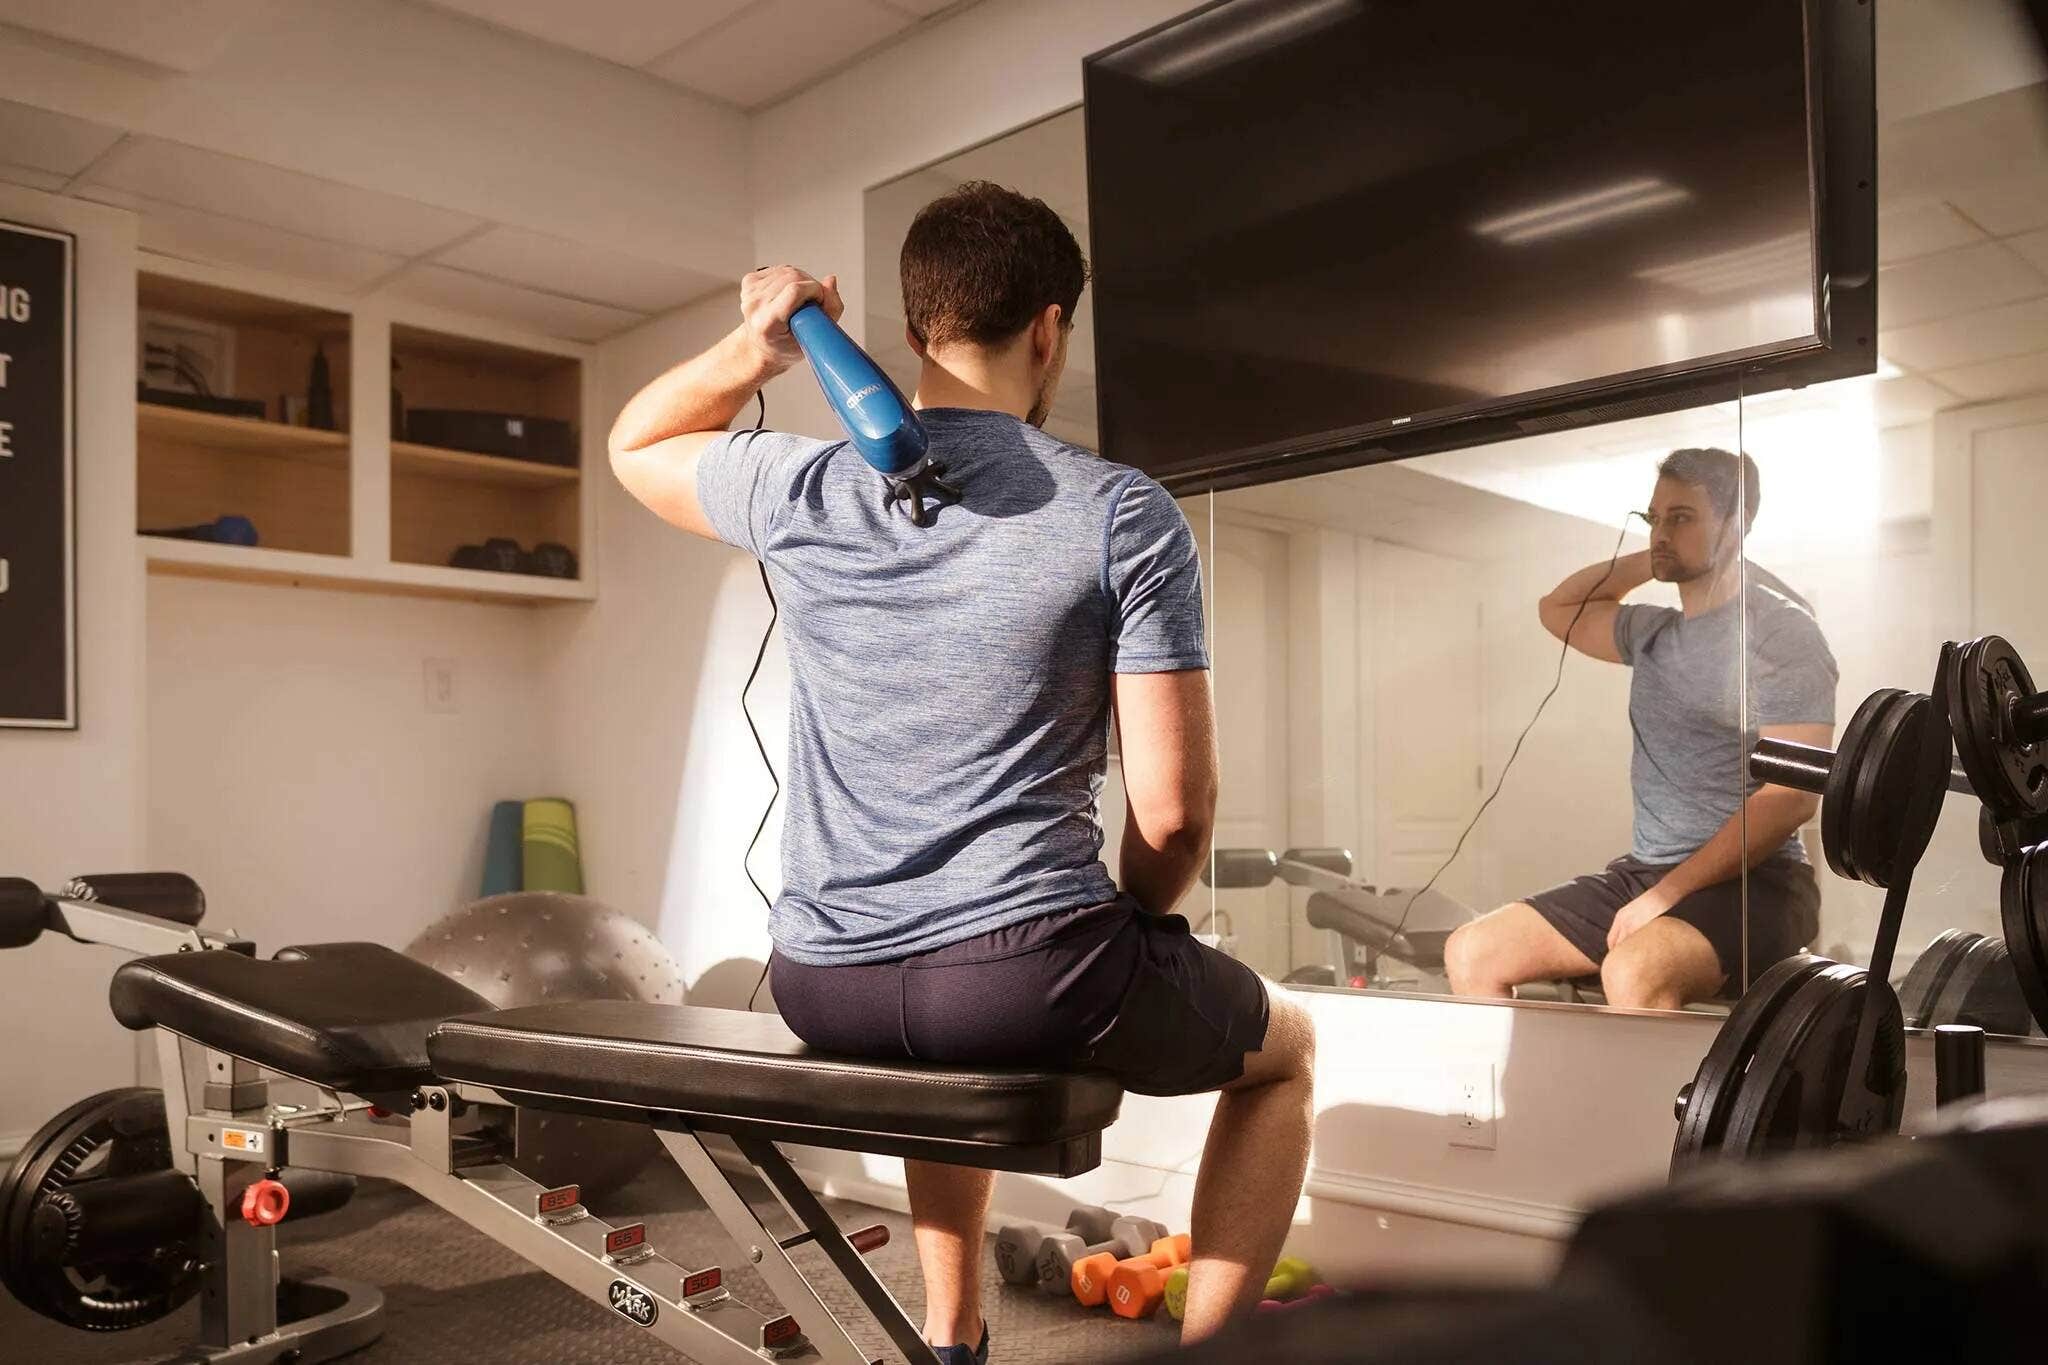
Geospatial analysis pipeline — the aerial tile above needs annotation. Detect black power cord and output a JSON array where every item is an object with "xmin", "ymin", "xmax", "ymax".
[
  {"xmin": 1391, "ymin": 513, "xmax": 1644, "ymax": 939},
  {"xmin": 741, "ymin": 390, "xmax": 782, "ymax": 1013}
]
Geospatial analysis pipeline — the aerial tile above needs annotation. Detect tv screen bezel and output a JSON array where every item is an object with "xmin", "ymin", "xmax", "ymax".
[{"xmin": 1080, "ymin": 0, "xmax": 1877, "ymax": 496}]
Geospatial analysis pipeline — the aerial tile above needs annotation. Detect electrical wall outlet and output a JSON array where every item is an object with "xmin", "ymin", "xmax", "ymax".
[
  {"xmin": 423, "ymin": 658, "xmax": 458, "ymax": 714},
  {"xmin": 1448, "ymin": 1064, "xmax": 1497, "ymax": 1149}
]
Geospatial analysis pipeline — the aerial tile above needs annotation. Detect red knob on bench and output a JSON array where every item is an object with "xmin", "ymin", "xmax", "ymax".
[
  {"xmin": 848, "ymin": 1224, "xmax": 889, "ymax": 1255},
  {"xmin": 241, "ymin": 1178, "xmax": 291, "ymax": 1227}
]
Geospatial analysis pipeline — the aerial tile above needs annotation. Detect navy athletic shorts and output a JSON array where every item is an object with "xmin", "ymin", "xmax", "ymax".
[{"xmin": 769, "ymin": 896, "xmax": 1271, "ymax": 1096}]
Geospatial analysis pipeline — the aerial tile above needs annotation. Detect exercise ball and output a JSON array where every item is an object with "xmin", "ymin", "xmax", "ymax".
[{"xmin": 405, "ymin": 892, "xmax": 687, "ymax": 1200}]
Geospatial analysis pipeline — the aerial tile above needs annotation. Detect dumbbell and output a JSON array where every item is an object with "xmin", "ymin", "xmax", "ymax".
[
  {"xmin": 1061, "ymin": 1204, "xmax": 1122, "ymax": 1244},
  {"xmin": 1257, "ymin": 1283, "xmax": 1337, "ymax": 1314},
  {"xmin": 1162, "ymin": 1255, "xmax": 1318, "ymax": 1321},
  {"xmin": 1037, "ymin": 1215, "xmax": 1167, "ymax": 1297},
  {"xmin": 992, "ymin": 1223, "xmax": 1043, "ymax": 1286},
  {"xmin": 1096, "ymin": 1234, "xmax": 1193, "ymax": 1317}
]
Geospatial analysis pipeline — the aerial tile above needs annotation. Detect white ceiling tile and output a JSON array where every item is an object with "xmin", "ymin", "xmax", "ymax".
[
  {"xmin": 1949, "ymin": 167, "xmax": 2048, "ymax": 238},
  {"xmin": 1878, "ymin": 240, "xmax": 2048, "ymax": 329},
  {"xmin": 1878, "ymin": 296, "xmax": 2048, "ymax": 372},
  {"xmin": 1877, "ymin": 199, "xmax": 1988, "ymax": 266},
  {"xmin": 382, "ymin": 264, "xmax": 647, "ymax": 342},
  {"xmin": 82, "ymin": 138, "xmax": 485, "ymax": 258},
  {"xmin": 0, "ymin": 0, "xmax": 273, "ymax": 72},
  {"xmin": 648, "ymin": 0, "xmax": 911, "ymax": 109},
  {"xmin": 0, "ymin": 162, "xmax": 70, "ymax": 193},
  {"xmin": 1927, "ymin": 348, "xmax": 2048, "ymax": 403},
  {"xmin": 131, "ymin": 201, "xmax": 406, "ymax": 291},
  {"xmin": 424, "ymin": 0, "xmax": 754, "ymax": 67},
  {"xmin": 0, "ymin": 98, "xmax": 124, "ymax": 178},
  {"xmin": 874, "ymin": 0, "xmax": 963, "ymax": 15},
  {"xmin": 434, "ymin": 226, "xmax": 730, "ymax": 312}
]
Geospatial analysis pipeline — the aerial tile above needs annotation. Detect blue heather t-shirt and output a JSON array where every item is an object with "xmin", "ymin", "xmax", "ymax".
[
  {"xmin": 1614, "ymin": 583, "xmax": 1838, "ymax": 865},
  {"xmin": 696, "ymin": 407, "xmax": 1210, "ymax": 965}
]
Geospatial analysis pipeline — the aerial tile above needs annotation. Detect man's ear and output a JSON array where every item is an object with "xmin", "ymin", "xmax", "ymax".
[
  {"xmin": 906, "ymin": 323, "xmax": 928, "ymax": 360},
  {"xmin": 1035, "ymin": 304, "xmax": 1064, "ymax": 365}
]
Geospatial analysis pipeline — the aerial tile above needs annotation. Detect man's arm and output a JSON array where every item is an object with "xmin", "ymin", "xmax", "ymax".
[
  {"xmin": 608, "ymin": 267, "xmax": 842, "ymax": 539},
  {"xmin": 1607, "ymin": 721, "xmax": 1830, "ymax": 949},
  {"xmin": 1538, "ymin": 549, "xmax": 1655, "ymax": 662},
  {"xmin": 1113, "ymin": 670, "xmax": 1219, "ymax": 916}
]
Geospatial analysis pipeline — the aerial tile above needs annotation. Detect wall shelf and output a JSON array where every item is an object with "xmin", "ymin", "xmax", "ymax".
[
  {"xmin": 391, "ymin": 440, "xmax": 580, "ymax": 488},
  {"xmin": 138, "ymin": 403, "xmax": 349, "ymax": 467},
  {"xmin": 143, "ymin": 538, "xmax": 595, "ymax": 604}
]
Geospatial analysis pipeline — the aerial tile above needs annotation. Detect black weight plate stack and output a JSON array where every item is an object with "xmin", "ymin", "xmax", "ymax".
[
  {"xmin": 1931, "ymin": 934, "xmax": 2035, "ymax": 1037},
  {"xmin": 1820, "ymin": 689, "xmax": 1938, "ymax": 887},
  {"xmin": 1949, "ymin": 636, "xmax": 2048, "ymax": 822},
  {"xmin": 0, "ymin": 1087, "xmax": 201, "ymax": 1331},
  {"xmin": 2001, "ymin": 844, "xmax": 2048, "ymax": 1035},
  {"xmin": 1720, "ymin": 963, "xmax": 1907, "ymax": 1158},
  {"xmin": 1671, "ymin": 954, "xmax": 1832, "ymax": 1172},
  {"xmin": 1896, "ymin": 929, "xmax": 1982, "ymax": 1029}
]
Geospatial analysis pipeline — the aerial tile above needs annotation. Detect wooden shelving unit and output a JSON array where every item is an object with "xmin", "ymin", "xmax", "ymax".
[
  {"xmin": 139, "ymin": 404, "xmax": 349, "ymax": 465},
  {"xmin": 390, "ymin": 439, "xmax": 579, "ymax": 488},
  {"xmin": 131, "ymin": 259, "xmax": 597, "ymax": 604}
]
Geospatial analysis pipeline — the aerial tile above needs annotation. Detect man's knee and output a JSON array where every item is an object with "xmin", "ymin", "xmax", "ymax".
[
  {"xmin": 1601, "ymin": 946, "xmax": 1688, "ymax": 1008},
  {"xmin": 1443, "ymin": 908, "xmax": 1517, "ymax": 992},
  {"xmin": 1234, "ymin": 990, "xmax": 1314, "ymax": 1089}
]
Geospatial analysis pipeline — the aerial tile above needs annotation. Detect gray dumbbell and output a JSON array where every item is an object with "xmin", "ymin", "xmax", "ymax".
[
  {"xmin": 1062, "ymin": 1204, "xmax": 1120, "ymax": 1244},
  {"xmin": 1033, "ymin": 1215, "xmax": 1168, "ymax": 1295},
  {"xmin": 993, "ymin": 1223, "xmax": 1043, "ymax": 1285}
]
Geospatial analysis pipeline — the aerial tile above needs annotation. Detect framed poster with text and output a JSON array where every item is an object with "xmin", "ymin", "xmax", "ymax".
[{"xmin": 0, "ymin": 219, "xmax": 76, "ymax": 728}]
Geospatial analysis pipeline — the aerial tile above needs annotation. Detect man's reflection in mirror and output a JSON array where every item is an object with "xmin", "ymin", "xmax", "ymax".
[{"xmin": 1445, "ymin": 449, "xmax": 1837, "ymax": 1009}]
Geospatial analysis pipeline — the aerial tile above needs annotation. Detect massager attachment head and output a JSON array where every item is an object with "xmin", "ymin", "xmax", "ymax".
[{"xmin": 787, "ymin": 302, "xmax": 957, "ymax": 525}]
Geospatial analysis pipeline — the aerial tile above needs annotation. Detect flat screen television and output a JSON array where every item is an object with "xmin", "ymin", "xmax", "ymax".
[{"xmin": 1082, "ymin": 0, "xmax": 1875, "ymax": 492}]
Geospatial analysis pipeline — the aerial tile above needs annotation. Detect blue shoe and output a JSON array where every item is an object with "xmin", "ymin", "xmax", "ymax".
[{"xmin": 931, "ymin": 1321, "xmax": 989, "ymax": 1365}]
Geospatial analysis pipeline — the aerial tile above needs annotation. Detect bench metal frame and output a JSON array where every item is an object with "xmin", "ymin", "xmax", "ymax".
[{"xmin": 153, "ymin": 1023, "xmax": 944, "ymax": 1365}]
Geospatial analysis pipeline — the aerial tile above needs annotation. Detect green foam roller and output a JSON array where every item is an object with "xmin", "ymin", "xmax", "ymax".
[
  {"xmin": 522, "ymin": 798, "xmax": 584, "ymax": 893},
  {"xmin": 481, "ymin": 801, "xmax": 524, "ymax": 898}
]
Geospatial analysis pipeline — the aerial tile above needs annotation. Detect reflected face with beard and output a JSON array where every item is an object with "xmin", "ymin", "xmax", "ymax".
[{"xmin": 1644, "ymin": 475, "xmax": 1737, "ymax": 584}]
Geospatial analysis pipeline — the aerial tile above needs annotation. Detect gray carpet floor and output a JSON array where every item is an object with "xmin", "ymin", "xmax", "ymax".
[{"xmin": 2, "ymin": 1160, "xmax": 1177, "ymax": 1363}]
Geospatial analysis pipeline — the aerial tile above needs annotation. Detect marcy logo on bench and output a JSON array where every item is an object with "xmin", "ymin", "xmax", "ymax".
[{"xmin": 609, "ymin": 1279, "xmax": 658, "ymax": 1328}]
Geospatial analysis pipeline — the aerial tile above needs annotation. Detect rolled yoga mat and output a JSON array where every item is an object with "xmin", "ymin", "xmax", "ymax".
[
  {"xmin": 522, "ymin": 797, "xmax": 584, "ymax": 893},
  {"xmin": 480, "ymin": 800, "xmax": 524, "ymax": 898}
]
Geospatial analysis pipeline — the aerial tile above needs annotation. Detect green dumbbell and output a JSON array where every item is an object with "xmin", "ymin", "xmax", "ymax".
[{"xmin": 1163, "ymin": 1255, "xmax": 1321, "ymax": 1321}]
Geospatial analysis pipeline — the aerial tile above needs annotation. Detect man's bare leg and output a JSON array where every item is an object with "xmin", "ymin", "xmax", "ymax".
[
  {"xmin": 1179, "ymin": 987, "xmax": 1316, "ymax": 1343},
  {"xmin": 1444, "ymin": 902, "xmax": 1598, "ymax": 998},
  {"xmin": 1601, "ymin": 916, "xmax": 1725, "ymax": 1010},
  {"xmin": 905, "ymin": 1160, "xmax": 993, "ymax": 1348}
]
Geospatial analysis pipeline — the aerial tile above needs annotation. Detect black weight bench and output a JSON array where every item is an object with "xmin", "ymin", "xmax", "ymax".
[{"xmin": 107, "ymin": 942, "xmax": 1123, "ymax": 1364}]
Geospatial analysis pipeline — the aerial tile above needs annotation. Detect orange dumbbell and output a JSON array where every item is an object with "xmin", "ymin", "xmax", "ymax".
[{"xmin": 1081, "ymin": 1235, "xmax": 1192, "ymax": 1315}]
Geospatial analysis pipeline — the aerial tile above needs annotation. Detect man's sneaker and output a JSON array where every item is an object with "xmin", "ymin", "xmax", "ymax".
[{"xmin": 932, "ymin": 1321, "xmax": 990, "ymax": 1365}]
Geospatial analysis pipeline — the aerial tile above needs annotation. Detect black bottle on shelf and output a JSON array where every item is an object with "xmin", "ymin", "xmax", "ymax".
[{"xmin": 307, "ymin": 343, "xmax": 335, "ymax": 430}]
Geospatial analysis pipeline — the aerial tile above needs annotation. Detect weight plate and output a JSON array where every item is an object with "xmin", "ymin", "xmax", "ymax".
[
  {"xmin": 1821, "ymin": 690, "xmax": 1899, "ymax": 885},
  {"xmin": 1950, "ymin": 636, "xmax": 2048, "ymax": 822},
  {"xmin": 2002, "ymin": 845, "xmax": 2048, "ymax": 1037},
  {"xmin": 1671, "ymin": 953, "xmax": 1831, "ymax": 1173},
  {"xmin": 1721, "ymin": 964, "xmax": 1906, "ymax": 1158},
  {"xmin": 1935, "ymin": 935, "xmax": 2035, "ymax": 1037},
  {"xmin": 0, "ymin": 1087, "xmax": 201, "ymax": 1331},
  {"xmin": 1897, "ymin": 929, "xmax": 1982, "ymax": 1029}
]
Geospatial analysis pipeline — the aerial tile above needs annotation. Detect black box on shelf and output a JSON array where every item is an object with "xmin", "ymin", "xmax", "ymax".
[
  {"xmin": 138, "ymin": 383, "xmax": 267, "ymax": 420},
  {"xmin": 405, "ymin": 408, "xmax": 576, "ymax": 466}
]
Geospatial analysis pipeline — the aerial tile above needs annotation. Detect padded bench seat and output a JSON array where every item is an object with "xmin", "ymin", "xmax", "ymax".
[
  {"xmin": 110, "ymin": 943, "xmax": 494, "ymax": 1093},
  {"xmin": 430, "ymin": 1001, "xmax": 1124, "ymax": 1176}
]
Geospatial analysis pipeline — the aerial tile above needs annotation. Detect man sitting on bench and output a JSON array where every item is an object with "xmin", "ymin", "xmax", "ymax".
[{"xmin": 610, "ymin": 181, "xmax": 1316, "ymax": 1357}]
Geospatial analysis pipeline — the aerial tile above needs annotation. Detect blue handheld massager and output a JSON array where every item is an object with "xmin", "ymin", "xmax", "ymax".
[{"xmin": 786, "ymin": 301, "xmax": 958, "ymax": 525}]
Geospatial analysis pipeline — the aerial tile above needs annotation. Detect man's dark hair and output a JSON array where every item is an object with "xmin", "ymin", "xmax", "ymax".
[
  {"xmin": 1658, "ymin": 447, "xmax": 1761, "ymax": 528},
  {"xmin": 900, "ymin": 181, "xmax": 1089, "ymax": 350}
]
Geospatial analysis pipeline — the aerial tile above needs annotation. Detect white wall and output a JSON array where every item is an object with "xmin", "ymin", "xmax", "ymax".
[
  {"xmin": 0, "ymin": 187, "xmax": 146, "ymax": 1145},
  {"xmin": 145, "ymin": 577, "xmax": 558, "ymax": 952}
]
